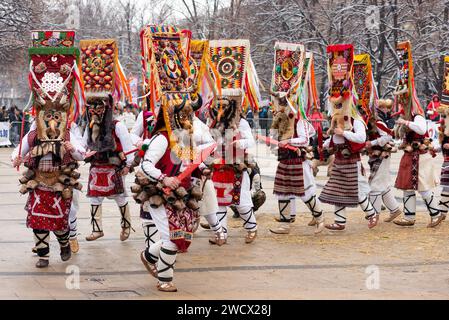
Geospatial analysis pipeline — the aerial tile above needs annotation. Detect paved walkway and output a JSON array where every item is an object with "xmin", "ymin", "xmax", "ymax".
[{"xmin": 1, "ymin": 145, "xmax": 449, "ymax": 299}]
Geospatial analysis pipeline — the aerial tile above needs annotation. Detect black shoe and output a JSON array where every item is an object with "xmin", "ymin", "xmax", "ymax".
[
  {"xmin": 60, "ymin": 245, "xmax": 72, "ymax": 261},
  {"xmin": 36, "ymin": 259, "xmax": 49, "ymax": 268}
]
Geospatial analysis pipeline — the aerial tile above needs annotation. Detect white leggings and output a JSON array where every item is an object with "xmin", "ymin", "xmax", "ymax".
[{"xmin": 89, "ymin": 193, "xmax": 128, "ymax": 207}]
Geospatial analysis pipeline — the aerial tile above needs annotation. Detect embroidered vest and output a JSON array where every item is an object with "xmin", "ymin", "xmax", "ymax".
[{"xmin": 155, "ymin": 131, "xmax": 182, "ymax": 177}]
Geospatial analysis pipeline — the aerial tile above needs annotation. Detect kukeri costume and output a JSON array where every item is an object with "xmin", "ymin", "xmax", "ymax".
[
  {"xmin": 206, "ymin": 39, "xmax": 259, "ymax": 244},
  {"xmin": 135, "ymin": 25, "xmax": 204, "ymax": 292},
  {"xmin": 14, "ymin": 30, "xmax": 85, "ymax": 268},
  {"xmin": 353, "ymin": 54, "xmax": 402, "ymax": 222},
  {"xmin": 190, "ymin": 39, "xmax": 233, "ymax": 245},
  {"xmin": 438, "ymin": 56, "xmax": 449, "ymax": 219},
  {"xmin": 79, "ymin": 38, "xmax": 135, "ymax": 241},
  {"xmin": 319, "ymin": 44, "xmax": 378, "ymax": 231},
  {"xmin": 268, "ymin": 43, "xmax": 324, "ymax": 235},
  {"xmin": 392, "ymin": 41, "xmax": 443, "ymax": 228}
]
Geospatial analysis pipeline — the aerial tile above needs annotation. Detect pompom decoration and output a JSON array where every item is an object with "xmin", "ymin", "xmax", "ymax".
[
  {"xmin": 138, "ymin": 143, "xmax": 149, "ymax": 158},
  {"xmin": 281, "ymin": 81, "xmax": 290, "ymax": 90},
  {"xmin": 292, "ymin": 67, "xmax": 298, "ymax": 75},
  {"xmin": 276, "ymin": 65, "xmax": 281, "ymax": 73}
]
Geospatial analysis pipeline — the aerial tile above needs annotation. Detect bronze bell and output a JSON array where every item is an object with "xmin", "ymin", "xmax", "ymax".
[
  {"xmin": 149, "ymin": 195, "xmax": 164, "ymax": 208},
  {"xmin": 190, "ymin": 186, "xmax": 203, "ymax": 200},
  {"xmin": 62, "ymin": 188, "xmax": 73, "ymax": 200},
  {"xmin": 186, "ymin": 198, "xmax": 199, "ymax": 211},
  {"xmin": 130, "ymin": 184, "xmax": 142, "ymax": 194},
  {"xmin": 58, "ymin": 175, "xmax": 71, "ymax": 185},
  {"xmin": 341, "ymin": 148, "xmax": 351, "ymax": 158},
  {"xmin": 26, "ymin": 180, "xmax": 39, "ymax": 191},
  {"xmin": 135, "ymin": 171, "xmax": 151, "ymax": 186},
  {"xmin": 163, "ymin": 192, "xmax": 177, "ymax": 204},
  {"xmin": 71, "ymin": 171, "xmax": 81, "ymax": 179},
  {"xmin": 175, "ymin": 187, "xmax": 188, "ymax": 199},
  {"xmin": 19, "ymin": 184, "xmax": 29, "ymax": 194},
  {"xmin": 53, "ymin": 183, "xmax": 65, "ymax": 193},
  {"xmin": 19, "ymin": 175, "xmax": 30, "ymax": 184},
  {"xmin": 134, "ymin": 191, "xmax": 149, "ymax": 204},
  {"xmin": 63, "ymin": 167, "xmax": 73, "ymax": 175},
  {"xmin": 172, "ymin": 199, "xmax": 186, "ymax": 211},
  {"xmin": 144, "ymin": 184, "xmax": 158, "ymax": 196}
]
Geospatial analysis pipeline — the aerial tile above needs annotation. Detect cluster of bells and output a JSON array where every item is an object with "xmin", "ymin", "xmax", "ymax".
[
  {"xmin": 19, "ymin": 162, "xmax": 82, "ymax": 199},
  {"xmin": 131, "ymin": 171, "xmax": 203, "ymax": 211},
  {"xmin": 398, "ymin": 138, "xmax": 434, "ymax": 153},
  {"xmin": 367, "ymin": 141, "xmax": 398, "ymax": 159}
]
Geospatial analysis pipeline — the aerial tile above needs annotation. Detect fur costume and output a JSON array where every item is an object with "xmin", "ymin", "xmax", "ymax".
[
  {"xmin": 319, "ymin": 44, "xmax": 377, "ymax": 230},
  {"xmin": 392, "ymin": 41, "xmax": 442, "ymax": 227},
  {"xmin": 137, "ymin": 25, "xmax": 204, "ymax": 292},
  {"xmin": 16, "ymin": 30, "xmax": 85, "ymax": 267},
  {"xmin": 204, "ymin": 39, "xmax": 258, "ymax": 243},
  {"xmin": 80, "ymin": 38, "xmax": 135, "ymax": 241},
  {"xmin": 267, "ymin": 43, "xmax": 324, "ymax": 234}
]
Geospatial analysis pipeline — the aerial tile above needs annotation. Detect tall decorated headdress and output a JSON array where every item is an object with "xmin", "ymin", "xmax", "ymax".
[
  {"xmin": 207, "ymin": 39, "xmax": 252, "ymax": 130},
  {"xmin": 300, "ymin": 52, "xmax": 320, "ymax": 118},
  {"xmin": 80, "ymin": 39, "xmax": 131, "ymax": 102},
  {"xmin": 326, "ymin": 44, "xmax": 361, "ymax": 132},
  {"xmin": 18, "ymin": 30, "xmax": 84, "ymax": 199},
  {"xmin": 441, "ymin": 56, "xmax": 449, "ymax": 108},
  {"xmin": 140, "ymin": 25, "xmax": 199, "ymax": 160},
  {"xmin": 80, "ymin": 39, "xmax": 131, "ymax": 152},
  {"xmin": 269, "ymin": 42, "xmax": 306, "ymax": 141},
  {"xmin": 190, "ymin": 39, "xmax": 222, "ymax": 121},
  {"xmin": 354, "ymin": 53, "xmax": 378, "ymax": 122},
  {"xmin": 28, "ymin": 30, "xmax": 84, "ymax": 148},
  {"xmin": 393, "ymin": 41, "xmax": 423, "ymax": 119}
]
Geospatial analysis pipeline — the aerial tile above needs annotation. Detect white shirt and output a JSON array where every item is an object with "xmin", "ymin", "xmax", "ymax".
[
  {"xmin": 406, "ymin": 115, "xmax": 427, "ymax": 135},
  {"xmin": 324, "ymin": 119, "xmax": 366, "ymax": 147},
  {"xmin": 130, "ymin": 111, "xmax": 144, "ymax": 145},
  {"xmin": 140, "ymin": 133, "xmax": 169, "ymax": 181},
  {"xmin": 289, "ymin": 120, "xmax": 316, "ymax": 147}
]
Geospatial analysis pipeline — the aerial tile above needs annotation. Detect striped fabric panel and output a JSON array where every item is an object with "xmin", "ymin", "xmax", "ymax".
[
  {"xmin": 319, "ymin": 159, "xmax": 359, "ymax": 207},
  {"xmin": 273, "ymin": 159, "xmax": 305, "ymax": 197}
]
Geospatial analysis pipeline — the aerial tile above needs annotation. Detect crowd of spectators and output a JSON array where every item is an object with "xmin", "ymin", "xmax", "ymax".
[{"xmin": 0, "ymin": 105, "xmax": 27, "ymax": 146}]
